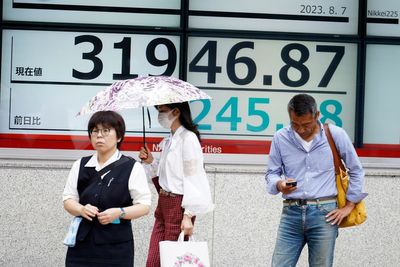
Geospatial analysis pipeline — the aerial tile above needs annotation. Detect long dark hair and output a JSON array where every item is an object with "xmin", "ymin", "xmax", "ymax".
[{"xmin": 164, "ymin": 102, "xmax": 201, "ymax": 142}]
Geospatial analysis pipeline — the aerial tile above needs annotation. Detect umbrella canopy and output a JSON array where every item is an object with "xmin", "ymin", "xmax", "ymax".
[
  {"xmin": 78, "ymin": 76, "xmax": 211, "ymax": 145},
  {"xmin": 78, "ymin": 76, "xmax": 211, "ymax": 115}
]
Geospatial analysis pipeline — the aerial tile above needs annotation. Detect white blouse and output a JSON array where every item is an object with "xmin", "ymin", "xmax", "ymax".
[
  {"xmin": 143, "ymin": 126, "xmax": 214, "ymax": 215},
  {"xmin": 63, "ymin": 150, "xmax": 151, "ymax": 206}
]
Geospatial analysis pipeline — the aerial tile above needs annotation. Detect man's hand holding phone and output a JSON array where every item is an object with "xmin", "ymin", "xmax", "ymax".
[
  {"xmin": 277, "ymin": 178, "xmax": 297, "ymax": 194},
  {"xmin": 286, "ymin": 179, "xmax": 297, "ymax": 187}
]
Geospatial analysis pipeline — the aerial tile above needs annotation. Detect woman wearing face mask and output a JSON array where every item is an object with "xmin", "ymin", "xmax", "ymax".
[{"xmin": 139, "ymin": 101, "xmax": 214, "ymax": 267}]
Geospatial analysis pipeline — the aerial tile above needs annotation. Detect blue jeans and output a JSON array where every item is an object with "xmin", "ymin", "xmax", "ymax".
[{"xmin": 272, "ymin": 202, "xmax": 338, "ymax": 267}]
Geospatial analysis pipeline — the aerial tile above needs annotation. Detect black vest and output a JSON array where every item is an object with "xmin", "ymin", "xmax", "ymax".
[{"xmin": 76, "ymin": 155, "xmax": 136, "ymax": 245}]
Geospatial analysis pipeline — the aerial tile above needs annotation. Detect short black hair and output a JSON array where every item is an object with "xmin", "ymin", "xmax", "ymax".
[
  {"xmin": 87, "ymin": 111, "xmax": 126, "ymax": 149},
  {"xmin": 287, "ymin": 94, "xmax": 318, "ymax": 117}
]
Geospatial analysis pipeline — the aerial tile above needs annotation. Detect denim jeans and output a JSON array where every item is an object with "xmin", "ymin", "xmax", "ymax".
[{"xmin": 272, "ymin": 202, "xmax": 338, "ymax": 267}]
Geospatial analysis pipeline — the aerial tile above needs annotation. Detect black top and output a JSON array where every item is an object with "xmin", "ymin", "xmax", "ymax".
[{"xmin": 76, "ymin": 155, "xmax": 136, "ymax": 245}]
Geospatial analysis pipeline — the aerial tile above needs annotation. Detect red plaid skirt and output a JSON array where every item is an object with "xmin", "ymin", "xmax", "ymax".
[{"xmin": 146, "ymin": 193, "xmax": 195, "ymax": 267}]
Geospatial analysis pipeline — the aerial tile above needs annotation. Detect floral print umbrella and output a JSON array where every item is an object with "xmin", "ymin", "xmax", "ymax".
[
  {"xmin": 78, "ymin": 76, "xmax": 211, "ymax": 115},
  {"xmin": 78, "ymin": 76, "xmax": 211, "ymax": 144}
]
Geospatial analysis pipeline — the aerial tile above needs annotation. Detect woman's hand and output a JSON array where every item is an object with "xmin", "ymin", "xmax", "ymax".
[
  {"xmin": 97, "ymin": 208, "xmax": 120, "ymax": 225},
  {"xmin": 80, "ymin": 203, "xmax": 99, "ymax": 221},
  {"xmin": 181, "ymin": 215, "xmax": 194, "ymax": 236},
  {"xmin": 139, "ymin": 145, "xmax": 153, "ymax": 164}
]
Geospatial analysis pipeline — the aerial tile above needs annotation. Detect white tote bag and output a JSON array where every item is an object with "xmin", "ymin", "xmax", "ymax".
[{"xmin": 159, "ymin": 232, "xmax": 210, "ymax": 267}]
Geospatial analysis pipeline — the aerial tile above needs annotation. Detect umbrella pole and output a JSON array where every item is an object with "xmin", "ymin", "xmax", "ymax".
[{"xmin": 142, "ymin": 106, "xmax": 146, "ymax": 146}]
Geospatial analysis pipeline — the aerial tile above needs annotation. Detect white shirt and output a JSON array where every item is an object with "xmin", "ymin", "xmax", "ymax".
[
  {"xmin": 143, "ymin": 126, "xmax": 214, "ymax": 215},
  {"xmin": 63, "ymin": 150, "xmax": 151, "ymax": 206},
  {"xmin": 294, "ymin": 131, "xmax": 313, "ymax": 152}
]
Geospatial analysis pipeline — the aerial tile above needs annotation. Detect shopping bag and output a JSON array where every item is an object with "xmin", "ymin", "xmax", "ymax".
[{"xmin": 159, "ymin": 232, "xmax": 210, "ymax": 267}]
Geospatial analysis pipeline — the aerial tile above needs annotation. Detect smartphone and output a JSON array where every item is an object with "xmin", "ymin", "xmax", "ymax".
[{"xmin": 286, "ymin": 181, "xmax": 297, "ymax": 187}]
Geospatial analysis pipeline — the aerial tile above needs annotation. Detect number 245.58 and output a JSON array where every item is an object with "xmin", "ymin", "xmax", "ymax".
[{"xmin": 192, "ymin": 97, "xmax": 343, "ymax": 132}]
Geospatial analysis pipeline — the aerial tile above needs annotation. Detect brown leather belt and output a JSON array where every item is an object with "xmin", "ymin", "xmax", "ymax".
[
  {"xmin": 283, "ymin": 197, "xmax": 336, "ymax": 206},
  {"xmin": 159, "ymin": 188, "xmax": 181, "ymax": 197}
]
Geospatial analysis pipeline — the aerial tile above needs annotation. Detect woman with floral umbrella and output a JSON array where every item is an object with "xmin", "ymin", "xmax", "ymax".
[{"xmin": 138, "ymin": 101, "xmax": 214, "ymax": 267}]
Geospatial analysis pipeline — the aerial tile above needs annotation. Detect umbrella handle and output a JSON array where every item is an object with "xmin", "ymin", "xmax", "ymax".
[
  {"xmin": 142, "ymin": 106, "xmax": 146, "ymax": 146},
  {"xmin": 147, "ymin": 107, "xmax": 151, "ymax": 129},
  {"xmin": 141, "ymin": 107, "xmax": 152, "ymax": 147}
]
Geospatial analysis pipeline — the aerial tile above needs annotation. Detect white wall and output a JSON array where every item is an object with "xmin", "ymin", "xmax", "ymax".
[{"xmin": 0, "ymin": 158, "xmax": 399, "ymax": 267}]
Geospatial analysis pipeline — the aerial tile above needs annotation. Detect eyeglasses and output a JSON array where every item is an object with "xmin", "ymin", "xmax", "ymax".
[
  {"xmin": 290, "ymin": 114, "xmax": 318, "ymax": 132},
  {"xmin": 90, "ymin": 128, "xmax": 112, "ymax": 137},
  {"xmin": 290, "ymin": 121, "xmax": 315, "ymax": 131}
]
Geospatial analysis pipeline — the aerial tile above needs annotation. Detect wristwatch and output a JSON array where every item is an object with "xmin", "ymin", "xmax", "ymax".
[{"xmin": 119, "ymin": 207, "xmax": 126, "ymax": 219}]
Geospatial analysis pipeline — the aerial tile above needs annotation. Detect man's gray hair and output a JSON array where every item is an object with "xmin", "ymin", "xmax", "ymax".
[{"xmin": 287, "ymin": 94, "xmax": 318, "ymax": 116}]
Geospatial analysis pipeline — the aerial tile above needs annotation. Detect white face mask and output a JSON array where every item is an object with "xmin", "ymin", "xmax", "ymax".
[{"xmin": 158, "ymin": 109, "xmax": 178, "ymax": 129}]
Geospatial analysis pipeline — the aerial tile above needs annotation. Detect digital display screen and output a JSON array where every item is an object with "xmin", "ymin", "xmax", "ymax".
[
  {"xmin": 0, "ymin": 30, "xmax": 358, "ymax": 155},
  {"xmin": 2, "ymin": 1, "xmax": 398, "ymax": 159},
  {"xmin": 367, "ymin": 0, "xmax": 400, "ymax": 37},
  {"xmin": 189, "ymin": 0, "xmax": 359, "ymax": 35},
  {"xmin": 186, "ymin": 36, "xmax": 358, "ymax": 144},
  {"xmin": 3, "ymin": 0, "xmax": 181, "ymax": 27},
  {"xmin": 1, "ymin": 29, "xmax": 181, "ymax": 144}
]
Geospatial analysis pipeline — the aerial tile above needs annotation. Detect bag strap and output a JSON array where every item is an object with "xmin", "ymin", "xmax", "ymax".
[
  {"xmin": 323, "ymin": 123, "xmax": 345, "ymax": 175},
  {"xmin": 177, "ymin": 231, "xmax": 194, "ymax": 242},
  {"xmin": 97, "ymin": 156, "xmax": 132, "ymax": 177}
]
